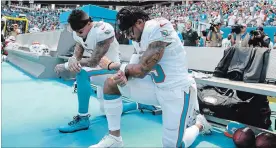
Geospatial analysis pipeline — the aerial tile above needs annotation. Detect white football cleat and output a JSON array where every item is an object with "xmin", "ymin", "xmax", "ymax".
[
  {"xmin": 89, "ymin": 135, "xmax": 123, "ymax": 148},
  {"xmin": 196, "ymin": 114, "xmax": 212, "ymax": 135}
]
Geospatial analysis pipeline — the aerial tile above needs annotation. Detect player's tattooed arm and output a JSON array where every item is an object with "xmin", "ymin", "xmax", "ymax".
[
  {"xmin": 124, "ymin": 41, "xmax": 169, "ymax": 78},
  {"xmin": 73, "ymin": 42, "xmax": 84, "ymax": 61},
  {"xmin": 107, "ymin": 49, "xmax": 138, "ymax": 70},
  {"xmin": 80, "ymin": 36, "xmax": 114, "ymax": 67}
]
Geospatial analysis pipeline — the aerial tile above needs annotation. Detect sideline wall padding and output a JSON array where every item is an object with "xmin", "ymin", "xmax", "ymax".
[
  {"xmin": 117, "ymin": 45, "xmax": 224, "ymax": 72},
  {"xmin": 7, "ymin": 29, "xmax": 76, "ymax": 79},
  {"xmin": 7, "ymin": 50, "xmax": 64, "ymax": 78}
]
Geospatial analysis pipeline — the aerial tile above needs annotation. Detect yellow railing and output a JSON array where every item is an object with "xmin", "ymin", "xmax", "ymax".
[
  {"xmin": 268, "ymin": 96, "xmax": 276, "ymax": 103},
  {"xmin": 3, "ymin": 16, "xmax": 29, "ymax": 34}
]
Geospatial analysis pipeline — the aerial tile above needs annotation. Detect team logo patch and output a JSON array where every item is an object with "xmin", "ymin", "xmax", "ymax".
[
  {"xmin": 104, "ymin": 30, "xmax": 111, "ymax": 34},
  {"xmin": 160, "ymin": 30, "xmax": 170, "ymax": 37}
]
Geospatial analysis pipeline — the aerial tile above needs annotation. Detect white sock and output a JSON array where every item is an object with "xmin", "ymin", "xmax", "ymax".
[
  {"xmin": 183, "ymin": 125, "xmax": 199, "ymax": 147},
  {"xmin": 110, "ymin": 134, "xmax": 122, "ymax": 141},
  {"xmin": 78, "ymin": 113, "xmax": 89, "ymax": 116},
  {"xmin": 104, "ymin": 98, "xmax": 123, "ymax": 131}
]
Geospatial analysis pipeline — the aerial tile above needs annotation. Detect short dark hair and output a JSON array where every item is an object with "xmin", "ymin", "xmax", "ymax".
[
  {"xmin": 68, "ymin": 9, "xmax": 92, "ymax": 31},
  {"xmin": 116, "ymin": 6, "xmax": 150, "ymax": 31}
]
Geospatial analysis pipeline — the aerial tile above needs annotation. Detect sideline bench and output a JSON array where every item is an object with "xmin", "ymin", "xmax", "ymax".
[
  {"xmin": 183, "ymin": 46, "xmax": 276, "ymax": 97},
  {"xmin": 184, "ymin": 46, "xmax": 276, "ymax": 133},
  {"xmin": 195, "ymin": 77, "xmax": 276, "ymax": 97}
]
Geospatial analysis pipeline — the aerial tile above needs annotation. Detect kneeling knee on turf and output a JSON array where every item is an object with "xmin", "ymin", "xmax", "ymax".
[{"xmin": 103, "ymin": 78, "xmax": 121, "ymax": 95}]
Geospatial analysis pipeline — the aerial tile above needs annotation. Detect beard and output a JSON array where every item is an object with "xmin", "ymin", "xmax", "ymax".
[{"xmin": 136, "ymin": 34, "xmax": 142, "ymax": 42}]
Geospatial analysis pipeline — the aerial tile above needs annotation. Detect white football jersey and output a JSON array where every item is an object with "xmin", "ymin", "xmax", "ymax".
[
  {"xmin": 132, "ymin": 18, "xmax": 192, "ymax": 89},
  {"xmin": 72, "ymin": 21, "xmax": 120, "ymax": 63}
]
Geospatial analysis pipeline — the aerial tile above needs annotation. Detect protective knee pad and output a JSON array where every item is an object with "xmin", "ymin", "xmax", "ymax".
[{"xmin": 104, "ymin": 98, "xmax": 123, "ymax": 131}]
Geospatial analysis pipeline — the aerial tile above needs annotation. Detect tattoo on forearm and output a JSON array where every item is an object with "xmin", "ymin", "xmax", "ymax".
[
  {"xmin": 74, "ymin": 43, "xmax": 84, "ymax": 60},
  {"xmin": 87, "ymin": 36, "xmax": 114, "ymax": 67},
  {"xmin": 125, "ymin": 41, "xmax": 168, "ymax": 78}
]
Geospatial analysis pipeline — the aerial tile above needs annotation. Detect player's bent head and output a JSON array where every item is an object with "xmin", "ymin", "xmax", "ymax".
[
  {"xmin": 68, "ymin": 9, "xmax": 93, "ymax": 37},
  {"xmin": 116, "ymin": 6, "xmax": 149, "ymax": 42},
  {"xmin": 117, "ymin": 6, "xmax": 149, "ymax": 31}
]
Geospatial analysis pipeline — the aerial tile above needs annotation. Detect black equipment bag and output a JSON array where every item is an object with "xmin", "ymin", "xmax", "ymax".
[
  {"xmin": 236, "ymin": 91, "xmax": 272, "ymax": 129},
  {"xmin": 198, "ymin": 86, "xmax": 271, "ymax": 129}
]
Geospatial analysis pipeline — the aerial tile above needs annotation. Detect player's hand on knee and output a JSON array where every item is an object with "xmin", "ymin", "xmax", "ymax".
[
  {"xmin": 54, "ymin": 64, "xmax": 66, "ymax": 74},
  {"xmin": 69, "ymin": 62, "xmax": 81, "ymax": 73},
  {"xmin": 113, "ymin": 70, "xmax": 127, "ymax": 87},
  {"xmin": 99, "ymin": 56, "xmax": 112, "ymax": 69},
  {"xmin": 99, "ymin": 56, "xmax": 111, "ymax": 69},
  {"xmin": 68, "ymin": 57, "xmax": 81, "ymax": 73}
]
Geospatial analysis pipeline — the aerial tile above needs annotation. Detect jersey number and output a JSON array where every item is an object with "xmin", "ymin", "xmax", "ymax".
[{"xmin": 150, "ymin": 64, "xmax": 165, "ymax": 83}]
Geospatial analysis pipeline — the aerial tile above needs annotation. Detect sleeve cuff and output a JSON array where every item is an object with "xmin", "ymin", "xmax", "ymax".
[{"xmin": 64, "ymin": 62, "xmax": 69, "ymax": 70}]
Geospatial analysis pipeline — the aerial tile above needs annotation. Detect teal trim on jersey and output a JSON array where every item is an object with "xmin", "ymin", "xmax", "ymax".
[
  {"xmin": 180, "ymin": 141, "xmax": 185, "ymax": 148},
  {"xmin": 176, "ymin": 92, "xmax": 190, "ymax": 148},
  {"xmin": 104, "ymin": 94, "xmax": 121, "ymax": 100},
  {"xmin": 77, "ymin": 70, "xmax": 92, "ymax": 114},
  {"xmin": 86, "ymin": 69, "xmax": 116, "ymax": 77},
  {"xmin": 150, "ymin": 64, "xmax": 166, "ymax": 83}
]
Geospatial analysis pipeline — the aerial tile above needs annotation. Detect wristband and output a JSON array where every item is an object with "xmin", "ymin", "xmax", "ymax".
[
  {"xmin": 64, "ymin": 62, "xmax": 69, "ymax": 70},
  {"xmin": 120, "ymin": 63, "xmax": 128, "ymax": 73},
  {"xmin": 107, "ymin": 62, "xmax": 114, "ymax": 70},
  {"xmin": 120, "ymin": 63, "xmax": 129, "ymax": 80}
]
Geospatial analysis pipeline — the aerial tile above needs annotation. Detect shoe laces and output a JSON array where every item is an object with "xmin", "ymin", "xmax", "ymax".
[{"xmin": 68, "ymin": 114, "xmax": 90, "ymax": 126}]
